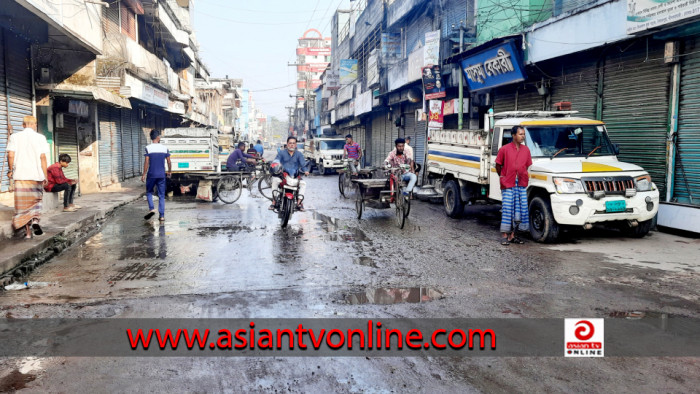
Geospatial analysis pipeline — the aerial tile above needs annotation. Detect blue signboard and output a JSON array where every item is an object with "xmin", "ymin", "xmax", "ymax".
[{"xmin": 460, "ymin": 40, "xmax": 526, "ymax": 92}]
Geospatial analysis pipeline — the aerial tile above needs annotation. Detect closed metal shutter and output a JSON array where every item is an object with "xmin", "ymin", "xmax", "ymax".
[
  {"xmin": 1, "ymin": 33, "xmax": 33, "ymax": 192},
  {"xmin": 493, "ymin": 86, "xmax": 517, "ymax": 112},
  {"xmin": 602, "ymin": 42, "xmax": 670, "ymax": 196},
  {"xmin": 98, "ymin": 103, "xmax": 115, "ymax": 186},
  {"xmin": 548, "ymin": 61, "xmax": 599, "ymax": 119},
  {"xmin": 111, "ymin": 106, "xmax": 123, "ymax": 181},
  {"xmin": 131, "ymin": 110, "xmax": 143, "ymax": 175},
  {"xmin": 55, "ymin": 114, "xmax": 79, "ymax": 180},
  {"xmin": 414, "ymin": 118, "xmax": 427, "ymax": 167},
  {"xmin": 371, "ymin": 113, "xmax": 385, "ymax": 167},
  {"xmin": 442, "ymin": 0, "xmax": 468, "ymax": 39},
  {"xmin": 121, "ymin": 108, "xmax": 134, "ymax": 178},
  {"xmin": 406, "ymin": 13, "xmax": 433, "ymax": 53},
  {"xmin": 673, "ymin": 38, "xmax": 700, "ymax": 205},
  {"xmin": 516, "ymin": 85, "xmax": 544, "ymax": 111}
]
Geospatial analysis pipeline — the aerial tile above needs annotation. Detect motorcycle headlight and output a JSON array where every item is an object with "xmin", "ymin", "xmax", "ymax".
[
  {"xmin": 553, "ymin": 177, "xmax": 585, "ymax": 194},
  {"xmin": 635, "ymin": 175, "xmax": 653, "ymax": 192}
]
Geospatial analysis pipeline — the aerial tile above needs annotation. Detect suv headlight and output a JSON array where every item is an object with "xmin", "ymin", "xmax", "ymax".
[
  {"xmin": 553, "ymin": 177, "xmax": 585, "ymax": 194},
  {"xmin": 635, "ymin": 175, "xmax": 653, "ymax": 192}
]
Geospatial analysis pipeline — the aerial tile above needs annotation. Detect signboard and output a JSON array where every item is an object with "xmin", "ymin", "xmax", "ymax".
[
  {"xmin": 338, "ymin": 84, "xmax": 354, "ymax": 105},
  {"xmin": 424, "ymin": 30, "xmax": 441, "ymax": 66},
  {"xmin": 408, "ymin": 47, "xmax": 424, "ymax": 83},
  {"xmin": 428, "ymin": 100, "xmax": 444, "ymax": 129},
  {"xmin": 381, "ymin": 33, "xmax": 402, "ymax": 64},
  {"xmin": 443, "ymin": 99, "xmax": 469, "ymax": 115},
  {"xmin": 340, "ymin": 59, "xmax": 358, "ymax": 85},
  {"xmin": 422, "ymin": 65, "xmax": 446, "ymax": 100},
  {"xmin": 460, "ymin": 40, "xmax": 526, "ymax": 92},
  {"xmin": 124, "ymin": 73, "xmax": 168, "ymax": 108},
  {"xmin": 627, "ymin": 0, "xmax": 700, "ymax": 34},
  {"xmin": 324, "ymin": 72, "xmax": 340, "ymax": 90},
  {"xmin": 167, "ymin": 100, "xmax": 186, "ymax": 114},
  {"xmin": 367, "ymin": 49, "xmax": 380, "ymax": 87},
  {"xmin": 355, "ymin": 90, "xmax": 373, "ymax": 117}
]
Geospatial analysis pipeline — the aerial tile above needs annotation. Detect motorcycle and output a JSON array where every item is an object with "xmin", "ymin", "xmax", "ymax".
[{"xmin": 271, "ymin": 161, "xmax": 311, "ymax": 228}]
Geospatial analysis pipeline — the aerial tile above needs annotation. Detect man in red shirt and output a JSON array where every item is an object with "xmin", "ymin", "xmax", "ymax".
[
  {"xmin": 495, "ymin": 126, "xmax": 532, "ymax": 245},
  {"xmin": 46, "ymin": 154, "xmax": 80, "ymax": 212}
]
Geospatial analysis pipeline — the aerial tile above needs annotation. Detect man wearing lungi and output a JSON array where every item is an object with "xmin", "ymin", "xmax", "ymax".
[
  {"xmin": 495, "ymin": 126, "xmax": 532, "ymax": 245},
  {"xmin": 6, "ymin": 116, "xmax": 50, "ymax": 239}
]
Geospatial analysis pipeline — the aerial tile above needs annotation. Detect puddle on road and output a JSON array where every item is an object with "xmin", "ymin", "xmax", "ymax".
[
  {"xmin": 195, "ymin": 225, "xmax": 257, "ymax": 237},
  {"xmin": 110, "ymin": 262, "xmax": 168, "ymax": 281},
  {"xmin": 0, "ymin": 370, "xmax": 37, "ymax": 392},
  {"xmin": 354, "ymin": 257, "xmax": 377, "ymax": 268},
  {"xmin": 313, "ymin": 212, "xmax": 371, "ymax": 242},
  {"xmin": 346, "ymin": 287, "xmax": 443, "ymax": 305}
]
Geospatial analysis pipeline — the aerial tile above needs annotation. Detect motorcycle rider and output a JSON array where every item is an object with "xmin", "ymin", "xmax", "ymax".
[
  {"xmin": 384, "ymin": 138, "xmax": 416, "ymax": 196},
  {"xmin": 270, "ymin": 136, "xmax": 309, "ymax": 211}
]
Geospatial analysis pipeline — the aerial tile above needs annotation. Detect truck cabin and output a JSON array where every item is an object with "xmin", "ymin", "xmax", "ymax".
[
  {"xmin": 496, "ymin": 122, "xmax": 618, "ymax": 159},
  {"xmin": 317, "ymin": 140, "xmax": 345, "ymax": 151}
]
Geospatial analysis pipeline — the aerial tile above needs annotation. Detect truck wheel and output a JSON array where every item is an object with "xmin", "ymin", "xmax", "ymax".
[
  {"xmin": 318, "ymin": 162, "xmax": 326, "ymax": 175},
  {"xmin": 623, "ymin": 219, "xmax": 653, "ymax": 238},
  {"xmin": 443, "ymin": 180, "xmax": 463, "ymax": 218},
  {"xmin": 529, "ymin": 196, "xmax": 559, "ymax": 243}
]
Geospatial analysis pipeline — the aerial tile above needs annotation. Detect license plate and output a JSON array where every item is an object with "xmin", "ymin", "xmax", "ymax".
[
  {"xmin": 605, "ymin": 200, "xmax": 626, "ymax": 213},
  {"xmin": 178, "ymin": 163, "xmax": 189, "ymax": 169}
]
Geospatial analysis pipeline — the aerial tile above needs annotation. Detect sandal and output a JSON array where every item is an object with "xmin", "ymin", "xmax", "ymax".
[
  {"xmin": 511, "ymin": 237, "xmax": 525, "ymax": 244},
  {"xmin": 144, "ymin": 211, "xmax": 155, "ymax": 220},
  {"xmin": 32, "ymin": 222, "xmax": 43, "ymax": 236},
  {"xmin": 501, "ymin": 239, "xmax": 510, "ymax": 246}
]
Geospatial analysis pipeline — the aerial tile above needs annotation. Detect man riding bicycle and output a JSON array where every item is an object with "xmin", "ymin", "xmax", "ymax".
[
  {"xmin": 384, "ymin": 138, "xmax": 416, "ymax": 196},
  {"xmin": 270, "ymin": 136, "xmax": 309, "ymax": 211},
  {"xmin": 226, "ymin": 142, "xmax": 259, "ymax": 171},
  {"xmin": 343, "ymin": 134, "xmax": 362, "ymax": 176}
]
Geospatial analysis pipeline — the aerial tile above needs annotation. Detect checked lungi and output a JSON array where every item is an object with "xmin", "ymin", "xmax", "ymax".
[
  {"xmin": 500, "ymin": 179, "xmax": 529, "ymax": 233},
  {"xmin": 13, "ymin": 180, "xmax": 43, "ymax": 230}
]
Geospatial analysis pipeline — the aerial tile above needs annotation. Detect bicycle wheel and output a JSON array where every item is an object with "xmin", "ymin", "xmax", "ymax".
[
  {"xmin": 216, "ymin": 175, "xmax": 243, "ymax": 204},
  {"xmin": 258, "ymin": 174, "xmax": 273, "ymax": 201}
]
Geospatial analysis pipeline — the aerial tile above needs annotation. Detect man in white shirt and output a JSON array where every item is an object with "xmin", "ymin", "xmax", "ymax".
[{"xmin": 7, "ymin": 115, "xmax": 50, "ymax": 239}]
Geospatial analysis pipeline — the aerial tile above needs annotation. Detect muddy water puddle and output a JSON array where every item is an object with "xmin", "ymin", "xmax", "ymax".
[
  {"xmin": 110, "ymin": 262, "xmax": 168, "ymax": 281},
  {"xmin": 313, "ymin": 212, "xmax": 371, "ymax": 242},
  {"xmin": 346, "ymin": 287, "xmax": 443, "ymax": 305}
]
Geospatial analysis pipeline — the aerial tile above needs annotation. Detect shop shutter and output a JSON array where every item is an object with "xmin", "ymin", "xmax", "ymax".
[
  {"xmin": 55, "ymin": 114, "xmax": 79, "ymax": 180},
  {"xmin": 548, "ymin": 61, "xmax": 599, "ymax": 120},
  {"xmin": 442, "ymin": 0, "xmax": 468, "ymax": 40},
  {"xmin": 371, "ymin": 113, "xmax": 385, "ymax": 167},
  {"xmin": 673, "ymin": 38, "xmax": 700, "ymax": 205},
  {"xmin": 406, "ymin": 13, "xmax": 433, "ymax": 53},
  {"xmin": 493, "ymin": 86, "xmax": 517, "ymax": 112},
  {"xmin": 98, "ymin": 104, "xmax": 115, "ymax": 186},
  {"xmin": 0, "ymin": 31, "xmax": 8, "ymax": 192},
  {"xmin": 131, "ymin": 110, "xmax": 143, "ymax": 175},
  {"xmin": 516, "ymin": 84, "xmax": 544, "ymax": 111},
  {"xmin": 2, "ymin": 33, "xmax": 33, "ymax": 191},
  {"xmin": 602, "ymin": 43, "xmax": 670, "ymax": 196},
  {"xmin": 121, "ymin": 108, "xmax": 134, "ymax": 178},
  {"xmin": 414, "ymin": 117, "xmax": 427, "ymax": 167},
  {"xmin": 111, "ymin": 106, "xmax": 123, "ymax": 181}
]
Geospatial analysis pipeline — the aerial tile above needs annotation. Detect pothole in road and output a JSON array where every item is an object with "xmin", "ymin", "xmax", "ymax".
[
  {"xmin": 313, "ymin": 212, "xmax": 371, "ymax": 242},
  {"xmin": 345, "ymin": 287, "xmax": 443, "ymax": 305},
  {"xmin": 354, "ymin": 257, "xmax": 377, "ymax": 268}
]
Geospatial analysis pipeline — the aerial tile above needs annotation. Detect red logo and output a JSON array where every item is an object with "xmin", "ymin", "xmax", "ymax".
[{"xmin": 574, "ymin": 320, "xmax": 595, "ymax": 341}]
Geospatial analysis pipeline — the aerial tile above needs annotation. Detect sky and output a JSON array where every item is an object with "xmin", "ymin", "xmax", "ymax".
[{"xmin": 192, "ymin": 0, "xmax": 353, "ymax": 120}]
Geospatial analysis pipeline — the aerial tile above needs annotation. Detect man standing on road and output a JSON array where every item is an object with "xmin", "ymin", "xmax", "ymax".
[
  {"xmin": 142, "ymin": 129, "xmax": 172, "ymax": 222},
  {"xmin": 254, "ymin": 140, "xmax": 264, "ymax": 157},
  {"xmin": 495, "ymin": 126, "xmax": 532, "ymax": 245},
  {"xmin": 270, "ymin": 136, "xmax": 309, "ymax": 212},
  {"xmin": 6, "ymin": 115, "xmax": 50, "ymax": 239},
  {"xmin": 384, "ymin": 138, "xmax": 416, "ymax": 196},
  {"xmin": 343, "ymin": 134, "xmax": 362, "ymax": 176}
]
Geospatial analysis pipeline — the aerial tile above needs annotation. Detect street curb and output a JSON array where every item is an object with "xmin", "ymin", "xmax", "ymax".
[{"xmin": 0, "ymin": 192, "xmax": 145, "ymax": 288}]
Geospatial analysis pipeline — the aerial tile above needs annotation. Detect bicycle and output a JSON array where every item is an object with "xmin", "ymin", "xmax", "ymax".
[{"xmin": 338, "ymin": 159, "xmax": 373, "ymax": 199}]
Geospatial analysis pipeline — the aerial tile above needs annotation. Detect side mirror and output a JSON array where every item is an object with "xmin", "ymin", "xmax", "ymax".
[{"xmin": 613, "ymin": 144, "xmax": 620, "ymax": 155}]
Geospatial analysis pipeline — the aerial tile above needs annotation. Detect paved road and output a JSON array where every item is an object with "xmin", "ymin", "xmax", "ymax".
[{"xmin": 1, "ymin": 174, "xmax": 698, "ymax": 392}]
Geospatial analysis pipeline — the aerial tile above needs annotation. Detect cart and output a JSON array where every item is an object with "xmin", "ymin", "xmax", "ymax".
[
  {"xmin": 176, "ymin": 166, "xmax": 268, "ymax": 204},
  {"xmin": 338, "ymin": 165, "xmax": 374, "ymax": 199},
  {"xmin": 352, "ymin": 170, "xmax": 411, "ymax": 229}
]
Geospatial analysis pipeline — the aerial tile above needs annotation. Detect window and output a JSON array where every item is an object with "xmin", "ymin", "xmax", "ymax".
[
  {"xmin": 121, "ymin": 4, "xmax": 137, "ymax": 40},
  {"xmin": 524, "ymin": 126, "xmax": 615, "ymax": 157}
]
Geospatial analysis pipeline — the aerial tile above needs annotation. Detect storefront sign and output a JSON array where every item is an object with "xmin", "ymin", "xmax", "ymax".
[
  {"xmin": 124, "ymin": 73, "xmax": 168, "ymax": 108},
  {"xmin": 424, "ymin": 30, "xmax": 441, "ymax": 66},
  {"xmin": 460, "ymin": 41, "xmax": 526, "ymax": 92},
  {"xmin": 428, "ymin": 100, "xmax": 444, "ymax": 129},
  {"xmin": 367, "ymin": 49, "xmax": 380, "ymax": 87},
  {"xmin": 443, "ymin": 99, "xmax": 469, "ymax": 115},
  {"xmin": 168, "ymin": 100, "xmax": 186, "ymax": 114},
  {"xmin": 340, "ymin": 59, "xmax": 358, "ymax": 85},
  {"xmin": 627, "ymin": 0, "xmax": 700, "ymax": 34},
  {"xmin": 324, "ymin": 72, "xmax": 340, "ymax": 90},
  {"xmin": 408, "ymin": 47, "xmax": 424, "ymax": 83},
  {"xmin": 354, "ymin": 90, "xmax": 373, "ymax": 117},
  {"xmin": 422, "ymin": 65, "xmax": 446, "ymax": 100},
  {"xmin": 381, "ymin": 33, "xmax": 402, "ymax": 64}
]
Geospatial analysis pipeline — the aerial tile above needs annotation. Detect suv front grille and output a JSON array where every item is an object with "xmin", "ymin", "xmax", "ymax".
[{"xmin": 582, "ymin": 176, "xmax": 635, "ymax": 196}]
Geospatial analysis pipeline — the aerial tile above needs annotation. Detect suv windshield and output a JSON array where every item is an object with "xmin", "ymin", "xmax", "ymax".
[
  {"xmin": 320, "ymin": 140, "xmax": 346, "ymax": 150},
  {"xmin": 522, "ymin": 125, "xmax": 615, "ymax": 158}
]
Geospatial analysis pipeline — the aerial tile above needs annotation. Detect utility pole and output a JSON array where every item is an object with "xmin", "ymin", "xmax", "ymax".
[{"xmin": 455, "ymin": 21, "xmax": 468, "ymax": 130}]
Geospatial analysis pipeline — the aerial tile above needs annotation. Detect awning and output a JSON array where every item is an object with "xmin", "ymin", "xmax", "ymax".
[{"xmin": 36, "ymin": 83, "xmax": 132, "ymax": 109}]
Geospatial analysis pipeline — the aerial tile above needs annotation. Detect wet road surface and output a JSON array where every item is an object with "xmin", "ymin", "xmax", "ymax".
[{"xmin": 1, "ymin": 174, "xmax": 699, "ymax": 392}]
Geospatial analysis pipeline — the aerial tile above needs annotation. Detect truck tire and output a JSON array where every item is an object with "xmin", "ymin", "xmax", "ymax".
[
  {"xmin": 318, "ymin": 162, "xmax": 327, "ymax": 175},
  {"xmin": 623, "ymin": 219, "xmax": 653, "ymax": 238},
  {"xmin": 443, "ymin": 180, "xmax": 463, "ymax": 218},
  {"xmin": 529, "ymin": 196, "xmax": 559, "ymax": 243}
]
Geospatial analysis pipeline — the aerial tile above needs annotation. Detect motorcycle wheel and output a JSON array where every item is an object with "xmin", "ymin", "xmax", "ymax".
[
  {"xmin": 216, "ymin": 175, "xmax": 242, "ymax": 204},
  {"xmin": 281, "ymin": 197, "xmax": 292, "ymax": 228},
  {"xmin": 258, "ymin": 174, "xmax": 273, "ymax": 201}
]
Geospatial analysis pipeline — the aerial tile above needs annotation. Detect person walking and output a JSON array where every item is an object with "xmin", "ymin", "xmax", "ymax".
[
  {"xmin": 495, "ymin": 126, "xmax": 532, "ymax": 245},
  {"xmin": 46, "ymin": 153, "xmax": 80, "ymax": 212},
  {"xmin": 7, "ymin": 116, "xmax": 50, "ymax": 238},
  {"xmin": 254, "ymin": 140, "xmax": 264, "ymax": 157},
  {"xmin": 141, "ymin": 129, "xmax": 172, "ymax": 222}
]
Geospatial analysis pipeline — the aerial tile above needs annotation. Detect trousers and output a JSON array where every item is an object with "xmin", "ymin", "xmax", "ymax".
[
  {"xmin": 146, "ymin": 177, "xmax": 166, "ymax": 216},
  {"xmin": 51, "ymin": 183, "xmax": 76, "ymax": 208}
]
